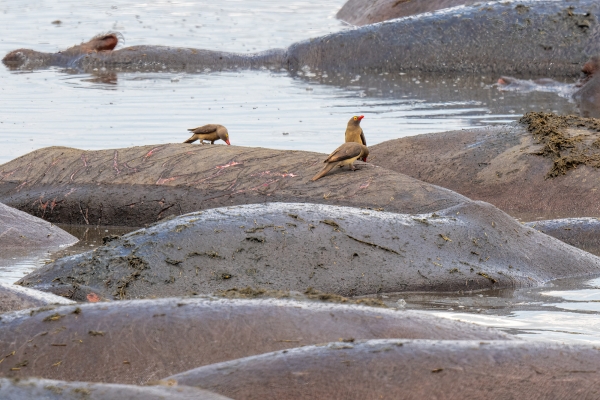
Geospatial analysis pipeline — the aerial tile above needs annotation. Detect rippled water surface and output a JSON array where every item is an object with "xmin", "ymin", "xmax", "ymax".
[
  {"xmin": 382, "ymin": 276, "xmax": 600, "ymax": 345},
  {"xmin": 0, "ymin": 0, "xmax": 580, "ymax": 165},
  {"xmin": 0, "ymin": 0, "xmax": 597, "ymax": 344}
]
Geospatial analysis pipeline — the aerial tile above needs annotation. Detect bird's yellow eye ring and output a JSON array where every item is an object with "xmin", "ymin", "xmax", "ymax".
[{"xmin": 353, "ymin": 116, "xmax": 357, "ymax": 120}]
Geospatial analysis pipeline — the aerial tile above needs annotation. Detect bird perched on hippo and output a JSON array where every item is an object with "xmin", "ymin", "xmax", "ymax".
[
  {"xmin": 184, "ymin": 124, "xmax": 231, "ymax": 145},
  {"xmin": 311, "ymin": 115, "xmax": 369, "ymax": 181},
  {"xmin": 345, "ymin": 115, "xmax": 366, "ymax": 146},
  {"xmin": 311, "ymin": 142, "xmax": 369, "ymax": 181}
]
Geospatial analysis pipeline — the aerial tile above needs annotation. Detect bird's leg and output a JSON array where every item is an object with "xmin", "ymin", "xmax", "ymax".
[
  {"xmin": 349, "ymin": 164, "xmax": 357, "ymax": 171},
  {"xmin": 211, "ymin": 141, "xmax": 215, "ymax": 144},
  {"xmin": 200, "ymin": 140, "xmax": 206, "ymax": 145}
]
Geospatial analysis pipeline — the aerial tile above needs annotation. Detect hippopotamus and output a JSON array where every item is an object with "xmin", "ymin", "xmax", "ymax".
[
  {"xmin": 0, "ymin": 377, "xmax": 230, "ymax": 400},
  {"xmin": 573, "ymin": 55, "xmax": 600, "ymax": 117},
  {"xmin": 498, "ymin": 55, "xmax": 600, "ymax": 117},
  {"xmin": 525, "ymin": 218, "xmax": 600, "ymax": 257},
  {"xmin": 2, "ymin": 33, "xmax": 118, "ymax": 71},
  {"xmin": 3, "ymin": 0, "xmax": 600, "ymax": 77},
  {"xmin": 0, "ymin": 297, "xmax": 510, "ymax": 383},
  {"xmin": 0, "ymin": 284, "xmax": 74, "ymax": 313},
  {"xmin": 15, "ymin": 202, "xmax": 600, "ymax": 299},
  {"xmin": 336, "ymin": 0, "xmax": 483, "ymax": 26},
  {"xmin": 0, "ymin": 143, "xmax": 469, "ymax": 227},
  {"xmin": 369, "ymin": 112, "xmax": 600, "ymax": 220},
  {"xmin": 166, "ymin": 339, "xmax": 600, "ymax": 399},
  {"xmin": 0, "ymin": 202, "xmax": 77, "ymax": 251}
]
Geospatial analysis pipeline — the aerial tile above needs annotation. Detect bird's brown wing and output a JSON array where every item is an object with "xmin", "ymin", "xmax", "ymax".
[
  {"xmin": 324, "ymin": 143, "xmax": 363, "ymax": 163},
  {"xmin": 360, "ymin": 129, "xmax": 367, "ymax": 146},
  {"xmin": 188, "ymin": 124, "xmax": 219, "ymax": 134}
]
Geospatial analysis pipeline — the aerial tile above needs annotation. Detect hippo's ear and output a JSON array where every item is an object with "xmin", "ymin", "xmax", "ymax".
[{"xmin": 88, "ymin": 33, "xmax": 120, "ymax": 52}]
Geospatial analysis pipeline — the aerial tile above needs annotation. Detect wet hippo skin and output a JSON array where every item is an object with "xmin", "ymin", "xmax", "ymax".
[
  {"xmin": 16, "ymin": 203, "xmax": 600, "ymax": 298},
  {"xmin": 0, "ymin": 143, "xmax": 471, "ymax": 227},
  {"xmin": 0, "ymin": 202, "xmax": 77, "ymax": 250},
  {"xmin": 0, "ymin": 284, "xmax": 74, "ymax": 313},
  {"xmin": 167, "ymin": 339, "xmax": 600, "ymax": 400},
  {"xmin": 0, "ymin": 298, "xmax": 510, "ymax": 384},
  {"xmin": 0, "ymin": 377, "xmax": 230, "ymax": 400},
  {"xmin": 336, "ymin": 0, "xmax": 483, "ymax": 26},
  {"xmin": 525, "ymin": 218, "xmax": 600, "ymax": 257},
  {"xmin": 4, "ymin": 1, "xmax": 600, "ymax": 77},
  {"xmin": 369, "ymin": 114, "xmax": 600, "ymax": 220}
]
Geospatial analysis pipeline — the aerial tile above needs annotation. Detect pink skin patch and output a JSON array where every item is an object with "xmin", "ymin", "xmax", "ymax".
[
  {"xmin": 156, "ymin": 176, "xmax": 179, "ymax": 185},
  {"xmin": 252, "ymin": 171, "xmax": 298, "ymax": 178},
  {"xmin": 215, "ymin": 161, "xmax": 241, "ymax": 169},
  {"xmin": 86, "ymin": 293, "xmax": 100, "ymax": 303},
  {"xmin": 143, "ymin": 146, "xmax": 166, "ymax": 159}
]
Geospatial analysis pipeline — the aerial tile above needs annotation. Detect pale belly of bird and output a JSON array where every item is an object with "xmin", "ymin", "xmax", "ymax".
[{"xmin": 339, "ymin": 156, "xmax": 359, "ymax": 167}]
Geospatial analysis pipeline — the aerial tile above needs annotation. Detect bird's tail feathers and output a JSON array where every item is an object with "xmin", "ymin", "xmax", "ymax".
[{"xmin": 311, "ymin": 162, "xmax": 338, "ymax": 181}]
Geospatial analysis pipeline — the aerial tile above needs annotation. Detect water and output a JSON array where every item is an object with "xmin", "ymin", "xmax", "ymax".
[
  {"xmin": 382, "ymin": 276, "xmax": 600, "ymax": 345},
  {"xmin": 0, "ymin": 0, "xmax": 579, "ymax": 165},
  {"xmin": 0, "ymin": 0, "xmax": 595, "ymax": 344},
  {"xmin": 0, "ymin": 224, "xmax": 135, "ymax": 285}
]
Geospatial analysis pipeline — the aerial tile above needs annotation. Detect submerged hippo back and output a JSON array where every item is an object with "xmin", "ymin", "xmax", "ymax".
[{"xmin": 287, "ymin": 0, "xmax": 600, "ymax": 76}]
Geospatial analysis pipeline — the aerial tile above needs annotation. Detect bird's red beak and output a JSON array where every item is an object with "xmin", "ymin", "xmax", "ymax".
[
  {"xmin": 362, "ymin": 156, "xmax": 368, "ymax": 162},
  {"xmin": 225, "ymin": 140, "xmax": 231, "ymax": 145},
  {"xmin": 358, "ymin": 115, "xmax": 364, "ymax": 120}
]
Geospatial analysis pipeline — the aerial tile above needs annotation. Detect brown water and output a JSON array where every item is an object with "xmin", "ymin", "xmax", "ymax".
[{"xmin": 0, "ymin": 0, "xmax": 595, "ymax": 345}]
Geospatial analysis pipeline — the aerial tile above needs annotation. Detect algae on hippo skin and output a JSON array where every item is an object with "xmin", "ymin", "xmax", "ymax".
[{"xmin": 519, "ymin": 111, "xmax": 600, "ymax": 177}]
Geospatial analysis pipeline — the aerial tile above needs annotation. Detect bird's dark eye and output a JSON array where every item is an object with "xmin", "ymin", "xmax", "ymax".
[{"xmin": 353, "ymin": 117, "xmax": 357, "ymax": 120}]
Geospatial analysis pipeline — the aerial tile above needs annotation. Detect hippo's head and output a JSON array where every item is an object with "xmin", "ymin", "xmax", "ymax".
[
  {"xmin": 2, "ymin": 32, "xmax": 120, "ymax": 70},
  {"xmin": 576, "ymin": 56, "xmax": 600, "ymax": 88}
]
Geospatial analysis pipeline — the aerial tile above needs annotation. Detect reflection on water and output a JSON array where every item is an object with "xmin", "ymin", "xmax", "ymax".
[
  {"xmin": 379, "ymin": 276, "xmax": 600, "ymax": 345},
  {"xmin": 0, "ymin": 69, "xmax": 579, "ymax": 165}
]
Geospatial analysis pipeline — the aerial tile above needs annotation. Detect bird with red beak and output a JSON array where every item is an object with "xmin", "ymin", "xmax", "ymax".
[
  {"xmin": 184, "ymin": 124, "xmax": 230, "ymax": 145},
  {"xmin": 345, "ymin": 115, "xmax": 366, "ymax": 160}
]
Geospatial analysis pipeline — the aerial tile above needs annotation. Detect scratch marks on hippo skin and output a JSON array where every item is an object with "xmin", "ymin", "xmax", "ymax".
[
  {"xmin": 113, "ymin": 150, "xmax": 121, "ymax": 175},
  {"xmin": 13, "ymin": 181, "xmax": 29, "ymax": 193},
  {"xmin": 156, "ymin": 175, "xmax": 182, "ymax": 185},
  {"xmin": 358, "ymin": 177, "xmax": 373, "ymax": 191},
  {"xmin": 231, "ymin": 179, "xmax": 282, "ymax": 195},
  {"xmin": 0, "ymin": 166, "xmax": 21, "ymax": 181},
  {"xmin": 78, "ymin": 202, "xmax": 90, "ymax": 225},
  {"xmin": 216, "ymin": 161, "xmax": 242, "ymax": 169},
  {"xmin": 251, "ymin": 170, "xmax": 299, "ymax": 178},
  {"xmin": 143, "ymin": 145, "xmax": 168, "ymax": 160},
  {"xmin": 70, "ymin": 154, "xmax": 90, "ymax": 182},
  {"xmin": 63, "ymin": 188, "xmax": 77, "ymax": 198}
]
